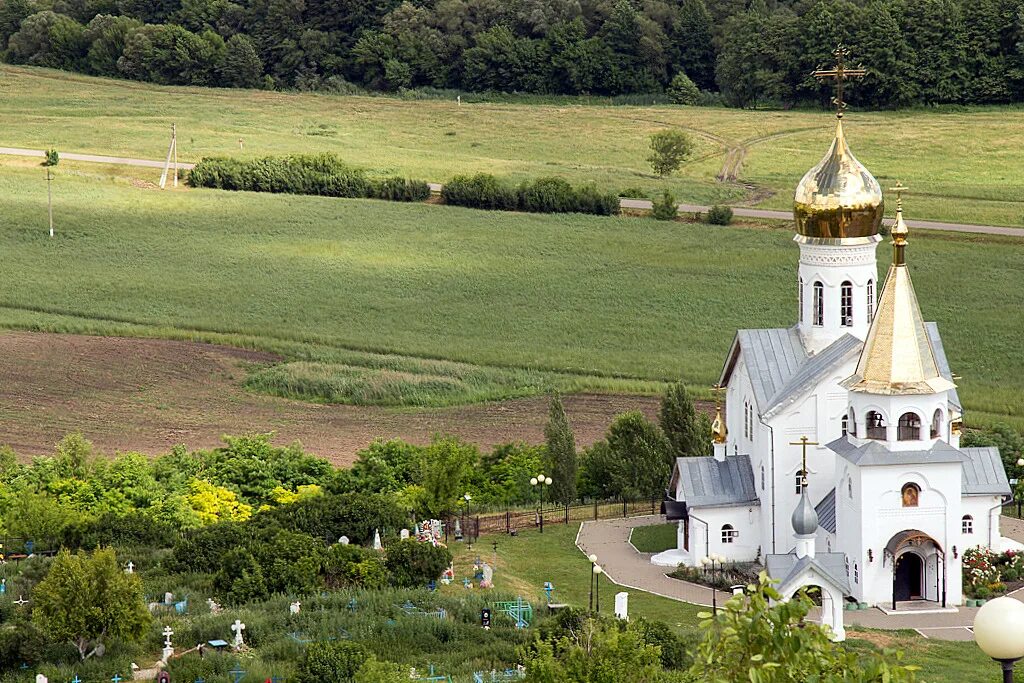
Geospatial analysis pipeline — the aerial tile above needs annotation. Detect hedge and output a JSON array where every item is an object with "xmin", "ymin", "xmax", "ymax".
[
  {"xmin": 442, "ymin": 173, "xmax": 620, "ymax": 216},
  {"xmin": 187, "ymin": 154, "xmax": 430, "ymax": 202}
]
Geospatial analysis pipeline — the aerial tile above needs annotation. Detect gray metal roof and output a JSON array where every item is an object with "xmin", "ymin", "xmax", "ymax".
[
  {"xmin": 720, "ymin": 328, "xmax": 860, "ymax": 418},
  {"xmin": 961, "ymin": 447, "xmax": 1011, "ymax": 496},
  {"xmin": 765, "ymin": 552, "xmax": 851, "ymax": 595},
  {"xmin": 815, "ymin": 488, "xmax": 837, "ymax": 534},
  {"xmin": 827, "ymin": 439, "xmax": 1009, "ymax": 496},
  {"xmin": 671, "ymin": 455, "xmax": 760, "ymax": 508},
  {"xmin": 925, "ymin": 322, "xmax": 962, "ymax": 411},
  {"xmin": 827, "ymin": 436, "xmax": 966, "ymax": 466}
]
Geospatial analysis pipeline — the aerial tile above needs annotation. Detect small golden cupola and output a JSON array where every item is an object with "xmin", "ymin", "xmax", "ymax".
[{"xmin": 794, "ymin": 47, "xmax": 883, "ymax": 240}]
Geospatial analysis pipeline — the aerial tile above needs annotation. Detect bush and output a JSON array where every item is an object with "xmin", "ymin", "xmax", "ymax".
[
  {"xmin": 299, "ymin": 641, "xmax": 368, "ymax": 683},
  {"xmin": 322, "ymin": 543, "xmax": 388, "ymax": 589},
  {"xmin": 619, "ymin": 187, "xmax": 647, "ymax": 199},
  {"xmin": 647, "ymin": 130, "xmax": 694, "ymax": 177},
  {"xmin": 442, "ymin": 173, "xmax": 619, "ymax": 216},
  {"xmin": 384, "ymin": 539, "xmax": 452, "ymax": 588},
  {"xmin": 43, "ymin": 148, "xmax": 59, "ymax": 167},
  {"xmin": 666, "ymin": 72, "xmax": 700, "ymax": 105},
  {"xmin": 188, "ymin": 154, "xmax": 428, "ymax": 203},
  {"xmin": 706, "ymin": 204, "xmax": 734, "ymax": 225},
  {"xmin": 651, "ymin": 190, "xmax": 678, "ymax": 221}
]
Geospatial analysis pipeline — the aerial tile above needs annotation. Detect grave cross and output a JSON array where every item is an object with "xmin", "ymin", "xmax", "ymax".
[
  {"xmin": 229, "ymin": 666, "xmax": 246, "ymax": 683},
  {"xmin": 13, "ymin": 595, "xmax": 28, "ymax": 606},
  {"xmin": 125, "ymin": 561, "xmax": 135, "ymax": 574},
  {"xmin": 163, "ymin": 625, "xmax": 174, "ymax": 647},
  {"xmin": 231, "ymin": 619, "xmax": 246, "ymax": 648},
  {"xmin": 71, "ymin": 676, "xmax": 82, "ymax": 683},
  {"xmin": 789, "ymin": 436, "xmax": 820, "ymax": 488},
  {"xmin": 812, "ymin": 45, "xmax": 867, "ymax": 118},
  {"xmin": 112, "ymin": 674, "xmax": 124, "ymax": 683}
]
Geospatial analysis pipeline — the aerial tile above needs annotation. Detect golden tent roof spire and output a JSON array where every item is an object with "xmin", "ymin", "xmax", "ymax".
[{"xmin": 842, "ymin": 186, "xmax": 956, "ymax": 396}]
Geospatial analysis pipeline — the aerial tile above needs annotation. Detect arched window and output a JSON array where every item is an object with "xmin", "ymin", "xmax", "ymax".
[
  {"xmin": 962, "ymin": 515, "xmax": 974, "ymax": 534},
  {"xmin": 847, "ymin": 477, "xmax": 853, "ymax": 498},
  {"xmin": 813, "ymin": 281, "xmax": 824, "ymax": 326},
  {"xmin": 848, "ymin": 407, "xmax": 857, "ymax": 437},
  {"xmin": 867, "ymin": 279, "xmax": 875, "ymax": 322},
  {"xmin": 931, "ymin": 409, "xmax": 943, "ymax": 439},
  {"xmin": 721, "ymin": 524, "xmax": 737, "ymax": 544},
  {"xmin": 760, "ymin": 465, "xmax": 765, "ymax": 490},
  {"xmin": 795, "ymin": 470, "xmax": 806, "ymax": 494},
  {"xmin": 799, "ymin": 277, "xmax": 804, "ymax": 323},
  {"xmin": 901, "ymin": 483, "xmax": 920, "ymax": 507},
  {"xmin": 898, "ymin": 412, "xmax": 921, "ymax": 441},
  {"xmin": 840, "ymin": 281, "xmax": 853, "ymax": 327},
  {"xmin": 854, "ymin": 563, "xmax": 859, "ymax": 583},
  {"xmin": 743, "ymin": 401, "xmax": 749, "ymax": 440},
  {"xmin": 866, "ymin": 411, "xmax": 886, "ymax": 440},
  {"xmin": 841, "ymin": 415, "xmax": 849, "ymax": 437}
]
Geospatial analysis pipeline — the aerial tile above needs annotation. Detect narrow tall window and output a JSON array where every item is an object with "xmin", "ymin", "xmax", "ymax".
[
  {"xmin": 840, "ymin": 281, "xmax": 853, "ymax": 327},
  {"xmin": 962, "ymin": 515, "xmax": 974, "ymax": 534},
  {"xmin": 898, "ymin": 412, "xmax": 921, "ymax": 441},
  {"xmin": 813, "ymin": 281, "xmax": 824, "ymax": 326},
  {"xmin": 848, "ymin": 407, "xmax": 857, "ymax": 437},
  {"xmin": 798, "ymin": 277, "xmax": 804, "ymax": 323},
  {"xmin": 931, "ymin": 409, "xmax": 943, "ymax": 439},
  {"xmin": 760, "ymin": 465, "xmax": 765, "ymax": 490},
  {"xmin": 867, "ymin": 279, "xmax": 875, "ymax": 322},
  {"xmin": 841, "ymin": 415, "xmax": 849, "ymax": 437}
]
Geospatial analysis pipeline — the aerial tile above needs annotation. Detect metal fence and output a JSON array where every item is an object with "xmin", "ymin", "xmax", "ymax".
[
  {"xmin": 443, "ymin": 497, "xmax": 662, "ymax": 542},
  {"xmin": 1003, "ymin": 501, "xmax": 1023, "ymax": 519}
]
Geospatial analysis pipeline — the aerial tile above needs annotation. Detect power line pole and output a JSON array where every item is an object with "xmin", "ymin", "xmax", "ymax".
[
  {"xmin": 160, "ymin": 123, "xmax": 178, "ymax": 189},
  {"xmin": 47, "ymin": 166, "xmax": 53, "ymax": 238}
]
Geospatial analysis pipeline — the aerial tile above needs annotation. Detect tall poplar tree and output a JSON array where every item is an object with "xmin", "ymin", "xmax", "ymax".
[
  {"xmin": 545, "ymin": 393, "xmax": 577, "ymax": 505},
  {"xmin": 659, "ymin": 381, "xmax": 712, "ymax": 458}
]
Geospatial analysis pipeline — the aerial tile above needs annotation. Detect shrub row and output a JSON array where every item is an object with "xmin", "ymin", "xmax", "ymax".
[
  {"xmin": 187, "ymin": 154, "xmax": 430, "ymax": 202},
  {"xmin": 442, "ymin": 174, "xmax": 620, "ymax": 216}
]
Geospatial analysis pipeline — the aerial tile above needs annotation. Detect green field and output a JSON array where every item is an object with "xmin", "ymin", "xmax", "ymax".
[
  {"xmin": 2, "ymin": 66, "xmax": 1023, "ymax": 227},
  {"xmin": 0, "ymin": 158, "xmax": 1021, "ymax": 426}
]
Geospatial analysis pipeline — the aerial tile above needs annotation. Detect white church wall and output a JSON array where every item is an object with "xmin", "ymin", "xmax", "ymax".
[
  {"xmin": 847, "ymin": 392, "xmax": 951, "ymax": 453},
  {"xmin": 797, "ymin": 238, "xmax": 880, "ymax": 354},
  {"xmin": 689, "ymin": 506, "xmax": 761, "ymax": 563},
  {"xmin": 960, "ymin": 495, "xmax": 1006, "ymax": 552}
]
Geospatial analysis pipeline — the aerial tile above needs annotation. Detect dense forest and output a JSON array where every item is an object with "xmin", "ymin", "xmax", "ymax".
[{"xmin": 0, "ymin": 0, "xmax": 1023, "ymax": 107}]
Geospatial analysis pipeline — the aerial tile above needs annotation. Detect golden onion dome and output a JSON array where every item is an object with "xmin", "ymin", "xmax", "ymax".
[{"xmin": 793, "ymin": 118, "xmax": 883, "ymax": 239}]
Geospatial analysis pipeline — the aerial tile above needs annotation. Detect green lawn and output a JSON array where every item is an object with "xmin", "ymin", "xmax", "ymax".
[
  {"xmin": 1, "ymin": 159, "xmax": 1022, "ymax": 424},
  {"xmin": 630, "ymin": 523, "xmax": 678, "ymax": 553},
  {"xmin": 2, "ymin": 66, "xmax": 1023, "ymax": 226}
]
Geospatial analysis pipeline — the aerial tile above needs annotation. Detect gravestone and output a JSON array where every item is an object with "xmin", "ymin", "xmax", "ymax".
[
  {"xmin": 481, "ymin": 608, "xmax": 491, "ymax": 629},
  {"xmin": 162, "ymin": 625, "xmax": 174, "ymax": 662},
  {"xmin": 289, "ymin": 601, "xmax": 301, "ymax": 615},
  {"xmin": 373, "ymin": 529, "xmax": 383, "ymax": 551},
  {"xmin": 614, "ymin": 592, "xmax": 628, "ymax": 621},
  {"xmin": 35, "ymin": 674, "xmax": 47, "ymax": 683},
  {"xmin": 207, "ymin": 598, "xmax": 222, "ymax": 614},
  {"xmin": 125, "ymin": 562, "xmax": 135, "ymax": 574},
  {"xmin": 1, "ymin": 578, "xmax": 6, "ymax": 594},
  {"xmin": 400, "ymin": 529, "xmax": 410, "ymax": 540},
  {"xmin": 231, "ymin": 619, "xmax": 246, "ymax": 649},
  {"xmin": 339, "ymin": 536, "xmax": 349, "ymax": 545},
  {"xmin": 164, "ymin": 592, "xmax": 174, "ymax": 605}
]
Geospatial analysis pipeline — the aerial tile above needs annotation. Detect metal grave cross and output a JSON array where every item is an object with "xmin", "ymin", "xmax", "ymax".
[
  {"xmin": 163, "ymin": 625, "xmax": 174, "ymax": 647},
  {"xmin": 789, "ymin": 436, "xmax": 820, "ymax": 488},
  {"xmin": 71, "ymin": 676, "xmax": 81, "ymax": 683},
  {"xmin": 13, "ymin": 595, "xmax": 28, "ymax": 606},
  {"xmin": 229, "ymin": 666, "xmax": 246, "ymax": 683},
  {"xmin": 812, "ymin": 45, "xmax": 867, "ymax": 117},
  {"xmin": 112, "ymin": 674, "xmax": 124, "ymax": 683}
]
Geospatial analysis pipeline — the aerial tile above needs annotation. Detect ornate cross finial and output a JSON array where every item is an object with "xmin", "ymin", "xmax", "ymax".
[
  {"xmin": 889, "ymin": 181, "xmax": 910, "ymax": 212},
  {"xmin": 789, "ymin": 436, "xmax": 820, "ymax": 487},
  {"xmin": 711, "ymin": 384, "xmax": 727, "ymax": 444},
  {"xmin": 812, "ymin": 45, "xmax": 867, "ymax": 118}
]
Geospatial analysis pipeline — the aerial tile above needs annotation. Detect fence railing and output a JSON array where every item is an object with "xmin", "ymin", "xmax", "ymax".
[
  {"xmin": 442, "ymin": 497, "xmax": 662, "ymax": 543},
  {"xmin": 1003, "ymin": 501, "xmax": 1023, "ymax": 519}
]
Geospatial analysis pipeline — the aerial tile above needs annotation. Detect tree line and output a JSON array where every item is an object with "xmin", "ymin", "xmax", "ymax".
[{"xmin": 0, "ymin": 0, "xmax": 1022, "ymax": 107}]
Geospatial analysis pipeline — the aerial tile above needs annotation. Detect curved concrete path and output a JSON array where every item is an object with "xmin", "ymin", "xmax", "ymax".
[{"xmin": 576, "ymin": 514, "xmax": 1024, "ymax": 641}]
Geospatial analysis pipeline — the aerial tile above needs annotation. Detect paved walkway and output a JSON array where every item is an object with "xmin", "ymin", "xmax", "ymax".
[
  {"xmin": 2, "ymin": 146, "xmax": 1021, "ymax": 239},
  {"xmin": 576, "ymin": 515, "xmax": 1024, "ymax": 641}
]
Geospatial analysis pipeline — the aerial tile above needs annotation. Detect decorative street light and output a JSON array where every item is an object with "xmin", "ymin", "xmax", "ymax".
[
  {"xmin": 701, "ymin": 554, "xmax": 726, "ymax": 613},
  {"xmin": 593, "ymin": 564, "xmax": 604, "ymax": 613},
  {"xmin": 974, "ymin": 597, "xmax": 1024, "ymax": 683},
  {"xmin": 588, "ymin": 554, "xmax": 599, "ymax": 611},
  {"xmin": 532, "ymin": 474, "xmax": 553, "ymax": 533},
  {"xmin": 463, "ymin": 493, "xmax": 473, "ymax": 544}
]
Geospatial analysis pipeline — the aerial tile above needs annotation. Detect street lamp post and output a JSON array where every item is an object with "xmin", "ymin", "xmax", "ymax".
[
  {"xmin": 1016, "ymin": 458, "xmax": 1024, "ymax": 518},
  {"xmin": 531, "ymin": 475, "xmax": 552, "ymax": 532},
  {"xmin": 701, "ymin": 554, "xmax": 725, "ymax": 613},
  {"xmin": 463, "ymin": 493, "xmax": 473, "ymax": 544},
  {"xmin": 593, "ymin": 564, "xmax": 603, "ymax": 613},
  {"xmin": 588, "ymin": 554, "xmax": 598, "ymax": 611},
  {"xmin": 974, "ymin": 597, "xmax": 1024, "ymax": 683}
]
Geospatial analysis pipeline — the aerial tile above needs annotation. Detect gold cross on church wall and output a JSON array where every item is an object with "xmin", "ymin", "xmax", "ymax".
[
  {"xmin": 812, "ymin": 45, "xmax": 867, "ymax": 117},
  {"xmin": 789, "ymin": 436, "xmax": 820, "ymax": 486}
]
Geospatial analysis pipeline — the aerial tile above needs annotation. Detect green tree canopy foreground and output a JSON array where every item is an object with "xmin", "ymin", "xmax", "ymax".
[{"xmin": 31, "ymin": 547, "xmax": 151, "ymax": 660}]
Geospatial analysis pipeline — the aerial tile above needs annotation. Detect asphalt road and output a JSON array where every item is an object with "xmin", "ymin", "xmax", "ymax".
[{"xmin": 5, "ymin": 147, "xmax": 1021, "ymax": 238}]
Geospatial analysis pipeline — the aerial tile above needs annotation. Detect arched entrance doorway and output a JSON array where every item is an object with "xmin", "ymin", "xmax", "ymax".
[
  {"xmin": 884, "ymin": 529, "xmax": 946, "ymax": 609},
  {"xmin": 894, "ymin": 552, "xmax": 923, "ymax": 601}
]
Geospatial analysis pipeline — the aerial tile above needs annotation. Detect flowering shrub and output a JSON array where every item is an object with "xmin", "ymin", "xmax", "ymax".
[{"xmin": 963, "ymin": 546, "xmax": 1001, "ymax": 597}]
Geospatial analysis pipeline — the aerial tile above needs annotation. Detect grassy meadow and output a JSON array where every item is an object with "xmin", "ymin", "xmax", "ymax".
[
  {"xmin": 1, "ymin": 66, "xmax": 1023, "ymax": 226},
  {"xmin": 0, "ymin": 158, "xmax": 1021, "ymax": 427}
]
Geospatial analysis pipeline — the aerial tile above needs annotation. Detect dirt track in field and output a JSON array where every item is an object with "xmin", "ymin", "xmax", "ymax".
[{"xmin": 0, "ymin": 331, "xmax": 669, "ymax": 465}]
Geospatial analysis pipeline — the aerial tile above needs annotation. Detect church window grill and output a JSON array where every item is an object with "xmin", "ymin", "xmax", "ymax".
[
  {"xmin": 898, "ymin": 412, "xmax": 921, "ymax": 441},
  {"xmin": 901, "ymin": 483, "xmax": 920, "ymax": 507},
  {"xmin": 867, "ymin": 279, "xmax": 875, "ymax": 322},
  {"xmin": 865, "ymin": 411, "xmax": 886, "ymax": 440},
  {"xmin": 840, "ymin": 281, "xmax": 853, "ymax": 327},
  {"xmin": 931, "ymin": 409, "xmax": 943, "ymax": 439},
  {"xmin": 812, "ymin": 281, "xmax": 824, "ymax": 326},
  {"xmin": 841, "ymin": 415, "xmax": 849, "ymax": 437},
  {"xmin": 962, "ymin": 515, "xmax": 974, "ymax": 534},
  {"xmin": 799, "ymin": 277, "xmax": 804, "ymax": 323},
  {"xmin": 854, "ymin": 563, "xmax": 859, "ymax": 583},
  {"xmin": 721, "ymin": 524, "xmax": 737, "ymax": 544}
]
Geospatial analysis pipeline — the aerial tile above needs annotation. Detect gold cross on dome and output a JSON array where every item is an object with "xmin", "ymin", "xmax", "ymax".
[
  {"xmin": 889, "ymin": 181, "xmax": 910, "ymax": 211},
  {"xmin": 812, "ymin": 45, "xmax": 867, "ymax": 118},
  {"xmin": 789, "ymin": 436, "xmax": 820, "ymax": 487}
]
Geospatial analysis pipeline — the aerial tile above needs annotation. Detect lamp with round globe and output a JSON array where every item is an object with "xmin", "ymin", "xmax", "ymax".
[
  {"xmin": 701, "ymin": 555, "xmax": 724, "ymax": 613},
  {"xmin": 593, "ymin": 564, "xmax": 604, "ymax": 612},
  {"xmin": 531, "ymin": 474, "xmax": 552, "ymax": 533},
  {"xmin": 974, "ymin": 597, "xmax": 1024, "ymax": 682},
  {"xmin": 588, "ymin": 554, "xmax": 599, "ymax": 611},
  {"xmin": 462, "ymin": 493, "xmax": 472, "ymax": 543}
]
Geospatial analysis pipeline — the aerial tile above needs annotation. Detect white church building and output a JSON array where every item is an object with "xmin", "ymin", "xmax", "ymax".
[{"xmin": 653, "ymin": 106, "xmax": 1013, "ymax": 626}]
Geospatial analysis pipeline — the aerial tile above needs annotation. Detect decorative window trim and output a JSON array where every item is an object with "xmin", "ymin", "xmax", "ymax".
[
  {"xmin": 840, "ymin": 281, "xmax": 853, "ymax": 327},
  {"xmin": 812, "ymin": 281, "xmax": 824, "ymax": 327}
]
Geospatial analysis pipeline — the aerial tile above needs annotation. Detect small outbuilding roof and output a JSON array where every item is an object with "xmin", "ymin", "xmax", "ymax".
[
  {"xmin": 669, "ymin": 454, "xmax": 760, "ymax": 508},
  {"xmin": 765, "ymin": 552, "xmax": 851, "ymax": 596},
  {"xmin": 815, "ymin": 489, "xmax": 837, "ymax": 534},
  {"xmin": 961, "ymin": 447, "xmax": 1011, "ymax": 496}
]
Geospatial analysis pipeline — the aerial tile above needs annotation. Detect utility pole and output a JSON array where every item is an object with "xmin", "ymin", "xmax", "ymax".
[
  {"xmin": 160, "ymin": 123, "xmax": 178, "ymax": 189},
  {"xmin": 47, "ymin": 167, "xmax": 53, "ymax": 238}
]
